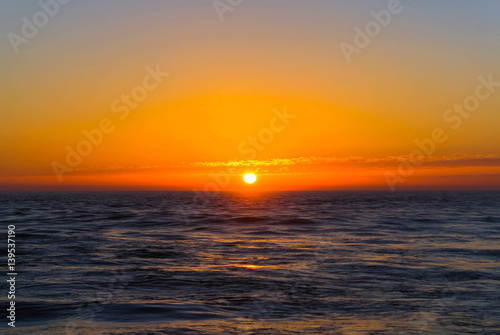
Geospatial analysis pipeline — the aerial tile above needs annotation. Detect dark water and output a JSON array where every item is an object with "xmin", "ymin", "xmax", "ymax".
[{"xmin": 1, "ymin": 191, "xmax": 500, "ymax": 334}]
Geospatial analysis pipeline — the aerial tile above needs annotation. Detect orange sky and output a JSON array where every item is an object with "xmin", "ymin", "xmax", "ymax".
[{"xmin": 1, "ymin": 1, "xmax": 499, "ymax": 191}]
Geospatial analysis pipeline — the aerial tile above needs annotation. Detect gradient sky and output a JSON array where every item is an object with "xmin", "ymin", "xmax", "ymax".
[{"xmin": 1, "ymin": 0, "xmax": 499, "ymax": 191}]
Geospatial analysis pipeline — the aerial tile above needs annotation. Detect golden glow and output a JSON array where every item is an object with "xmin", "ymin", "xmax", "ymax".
[
  {"xmin": 243, "ymin": 173, "xmax": 257, "ymax": 184},
  {"xmin": 1, "ymin": 2, "xmax": 500, "ymax": 191}
]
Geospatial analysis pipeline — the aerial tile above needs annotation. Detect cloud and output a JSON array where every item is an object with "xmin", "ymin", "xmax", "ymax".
[{"xmin": 59, "ymin": 154, "xmax": 500, "ymax": 176}]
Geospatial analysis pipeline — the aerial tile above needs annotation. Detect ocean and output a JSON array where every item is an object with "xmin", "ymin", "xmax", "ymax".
[{"xmin": 1, "ymin": 191, "xmax": 499, "ymax": 334}]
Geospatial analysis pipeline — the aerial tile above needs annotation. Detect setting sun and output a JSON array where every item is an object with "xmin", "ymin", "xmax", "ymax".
[{"xmin": 243, "ymin": 173, "xmax": 257, "ymax": 184}]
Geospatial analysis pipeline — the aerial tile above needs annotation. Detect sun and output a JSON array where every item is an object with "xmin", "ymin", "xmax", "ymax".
[{"xmin": 243, "ymin": 173, "xmax": 257, "ymax": 184}]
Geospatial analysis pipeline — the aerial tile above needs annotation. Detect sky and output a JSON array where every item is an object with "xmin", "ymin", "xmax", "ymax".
[{"xmin": 1, "ymin": 0, "xmax": 499, "ymax": 191}]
